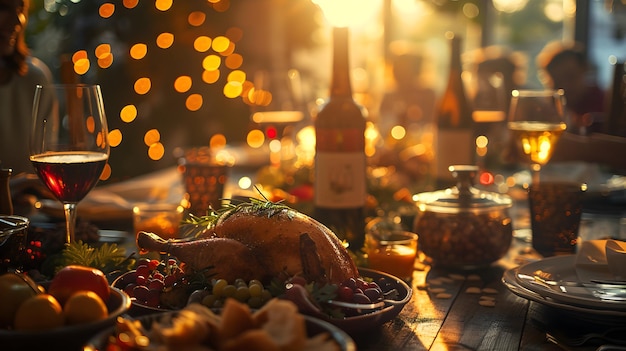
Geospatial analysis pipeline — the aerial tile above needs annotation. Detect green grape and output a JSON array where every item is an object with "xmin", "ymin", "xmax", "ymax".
[
  {"xmin": 248, "ymin": 296, "xmax": 263, "ymax": 308},
  {"xmin": 212, "ymin": 279, "xmax": 228, "ymax": 297},
  {"xmin": 235, "ymin": 286, "xmax": 250, "ymax": 302},
  {"xmin": 249, "ymin": 279, "xmax": 262, "ymax": 287},
  {"xmin": 222, "ymin": 284, "xmax": 237, "ymax": 297},
  {"xmin": 234, "ymin": 278, "xmax": 247, "ymax": 288},
  {"xmin": 201, "ymin": 294, "xmax": 218, "ymax": 308},
  {"xmin": 248, "ymin": 284, "xmax": 263, "ymax": 297},
  {"xmin": 260, "ymin": 289, "xmax": 272, "ymax": 301}
]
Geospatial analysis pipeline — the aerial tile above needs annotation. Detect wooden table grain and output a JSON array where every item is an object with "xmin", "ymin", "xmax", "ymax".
[{"xmin": 353, "ymin": 236, "xmax": 625, "ymax": 351}]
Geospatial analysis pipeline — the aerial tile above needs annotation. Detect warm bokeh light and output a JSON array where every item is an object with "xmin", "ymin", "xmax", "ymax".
[
  {"xmin": 86, "ymin": 116, "xmax": 95, "ymax": 133},
  {"xmin": 96, "ymin": 131, "xmax": 107, "ymax": 149},
  {"xmin": 95, "ymin": 44, "xmax": 111, "ymax": 59},
  {"xmin": 98, "ymin": 3, "xmax": 115, "ymax": 18},
  {"xmin": 122, "ymin": 0, "xmax": 139, "ymax": 9},
  {"xmin": 148, "ymin": 142, "xmax": 165, "ymax": 160},
  {"xmin": 74, "ymin": 58, "xmax": 90, "ymax": 75},
  {"xmin": 212, "ymin": 36, "xmax": 230, "ymax": 52},
  {"xmin": 246, "ymin": 129, "xmax": 265, "ymax": 148},
  {"xmin": 226, "ymin": 27, "xmax": 243, "ymax": 42},
  {"xmin": 188, "ymin": 11, "xmax": 206, "ymax": 26},
  {"xmin": 202, "ymin": 55, "xmax": 221, "ymax": 71},
  {"xmin": 238, "ymin": 176, "xmax": 252, "ymax": 190},
  {"xmin": 155, "ymin": 0, "xmax": 173, "ymax": 11},
  {"xmin": 156, "ymin": 33, "xmax": 174, "ymax": 49},
  {"xmin": 100, "ymin": 164, "xmax": 111, "ymax": 180},
  {"xmin": 134, "ymin": 77, "xmax": 152, "ymax": 95},
  {"xmin": 194, "ymin": 36, "xmax": 212, "ymax": 52},
  {"xmin": 120, "ymin": 105, "xmax": 138, "ymax": 123},
  {"xmin": 144, "ymin": 129, "xmax": 161, "ymax": 146},
  {"xmin": 108, "ymin": 129, "xmax": 122, "ymax": 147},
  {"xmin": 174, "ymin": 76, "xmax": 193, "ymax": 93},
  {"xmin": 97, "ymin": 53, "xmax": 113, "ymax": 69},
  {"xmin": 312, "ymin": 0, "xmax": 379, "ymax": 27},
  {"xmin": 225, "ymin": 53, "xmax": 243, "ymax": 69},
  {"xmin": 202, "ymin": 69, "xmax": 220, "ymax": 84},
  {"xmin": 227, "ymin": 70, "xmax": 246, "ymax": 83},
  {"xmin": 212, "ymin": 0, "xmax": 230, "ymax": 12},
  {"xmin": 390, "ymin": 125, "xmax": 406, "ymax": 140},
  {"xmin": 185, "ymin": 94, "xmax": 203, "ymax": 111},
  {"xmin": 130, "ymin": 43, "xmax": 148, "ymax": 60},
  {"xmin": 72, "ymin": 50, "xmax": 88, "ymax": 63},
  {"xmin": 223, "ymin": 81, "xmax": 242, "ymax": 98},
  {"xmin": 210, "ymin": 134, "xmax": 227, "ymax": 149}
]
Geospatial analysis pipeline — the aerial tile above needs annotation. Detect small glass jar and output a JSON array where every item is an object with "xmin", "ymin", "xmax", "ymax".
[{"xmin": 412, "ymin": 165, "xmax": 513, "ymax": 269}]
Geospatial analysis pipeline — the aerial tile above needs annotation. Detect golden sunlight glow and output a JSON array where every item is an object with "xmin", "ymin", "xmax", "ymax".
[
  {"xmin": 120, "ymin": 105, "xmax": 138, "ymax": 123},
  {"xmin": 155, "ymin": 0, "xmax": 173, "ymax": 11},
  {"xmin": 130, "ymin": 43, "xmax": 148, "ymax": 60},
  {"xmin": 223, "ymin": 81, "xmax": 243, "ymax": 98},
  {"xmin": 212, "ymin": 36, "xmax": 231, "ymax": 53},
  {"xmin": 144, "ymin": 129, "xmax": 161, "ymax": 146},
  {"xmin": 202, "ymin": 70, "xmax": 220, "ymax": 84},
  {"xmin": 246, "ymin": 129, "xmax": 265, "ymax": 148},
  {"xmin": 203, "ymin": 55, "xmax": 221, "ymax": 71},
  {"xmin": 185, "ymin": 94, "xmax": 203, "ymax": 111},
  {"xmin": 156, "ymin": 33, "xmax": 174, "ymax": 49},
  {"xmin": 210, "ymin": 134, "xmax": 227, "ymax": 149},
  {"xmin": 148, "ymin": 142, "xmax": 165, "ymax": 160},
  {"xmin": 194, "ymin": 36, "xmax": 212, "ymax": 52},
  {"xmin": 122, "ymin": 0, "xmax": 139, "ymax": 9},
  {"xmin": 174, "ymin": 76, "xmax": 193, "ymax": 93},
  {"xmin": 390, "ymin": 125, "xmax": 406, "ymax": 140},
  {"xmin": 188, "ymin": 11, "xmax": 206, "ymax": 26},
  {"xmin": 492, "ymin": 0, "xmax": 529, "ymax": 13},
  {"xmin": 225, "ymin": 53, "xmax": 243, "ymax": 69},
  {"xmin": 108, "ymin": 129, "xmax": 122, "ymax": 147},
  {"xmin": 134, "ymin": 77, "xmax": 152, "ymax": 95},
  {"xmin": 99, "ymin": 3, "xmax": 115, "ymax": 18},
  {"xmin": 74, "ymin": 58, "xmax": 90, "ymax": 75},
  {"xmin": 312, "ymin": 0, "xmax": 379, "ymax": 27},
  {"xmin": 100, "ymin": 164, "xmax": 111, "ymax": 180}
]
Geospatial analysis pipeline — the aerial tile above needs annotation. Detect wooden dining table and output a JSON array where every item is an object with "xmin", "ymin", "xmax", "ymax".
[{"xmin": 353, "ymin": 204, "xmax": 626, "ymax": 351}]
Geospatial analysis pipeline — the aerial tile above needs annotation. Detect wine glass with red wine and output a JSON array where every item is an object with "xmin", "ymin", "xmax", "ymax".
[{"xmin": 30, "ymin": 84, "xmax": 110, "ymax": 244}]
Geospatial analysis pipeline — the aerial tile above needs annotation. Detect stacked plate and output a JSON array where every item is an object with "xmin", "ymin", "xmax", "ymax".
[{"xmin": 502, "ymin": 255, "xmax": 626, "ymax": 319}]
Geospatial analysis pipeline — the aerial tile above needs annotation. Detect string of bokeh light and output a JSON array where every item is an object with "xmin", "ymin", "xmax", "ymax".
[{"xmin": 43, "ymin": 0, "xmax": 277, "ymax": 180}]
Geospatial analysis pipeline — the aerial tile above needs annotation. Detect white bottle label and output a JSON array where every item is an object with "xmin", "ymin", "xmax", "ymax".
[
  {"xmin": 315, "ymin": 152, "xmax": 366, "ymax": 208},
  {"xmin": 436, "ymin": 129, "xmax": 474, "ymax": 181}
]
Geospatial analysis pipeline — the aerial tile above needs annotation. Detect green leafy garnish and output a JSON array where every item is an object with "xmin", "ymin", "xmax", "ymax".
[{"xmin": 42, "ymin": 241, "xmax": 135, "ymax": 276}]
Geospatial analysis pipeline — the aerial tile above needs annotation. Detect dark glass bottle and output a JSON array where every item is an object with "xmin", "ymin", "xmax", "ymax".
[
  {"xmin": 313, "ymin": 27, "xmax": 366, "ymax": 251},
  {"xmin": 434, "ymin": 33, "xmax": 475, "ymax": 188},
  {"xmin": 604, "ymin": 61, "xmax": 626, "ymax": 137}
]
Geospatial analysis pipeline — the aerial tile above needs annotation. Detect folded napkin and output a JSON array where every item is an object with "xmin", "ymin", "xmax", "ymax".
[
  {"xmin": 606, "ymin": 239, "xmax": 626, "ymax": 280},
  {"xmin": 575, "ymin": 239, "xmax": 626, "ymax": 283}
]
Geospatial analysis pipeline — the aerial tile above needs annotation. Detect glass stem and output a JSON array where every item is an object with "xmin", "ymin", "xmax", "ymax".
[{"xmin": 63, "ymin": 203, "xmax": 78, "ymax": 244}]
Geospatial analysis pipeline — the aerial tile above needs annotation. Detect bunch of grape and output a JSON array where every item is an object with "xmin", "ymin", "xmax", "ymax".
[
  {"xmin": 335, "ymin": 277, "xmax": 384, "ymax": 304},
  {"xmin": 189, "ymin": 278, "xmax": 274, "ymax": 309},
  {"xmin": 119, "ymin": 258, "xmax": 186, "ymax": 308}
]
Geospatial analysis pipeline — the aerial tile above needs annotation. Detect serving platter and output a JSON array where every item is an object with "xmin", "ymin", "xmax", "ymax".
[
  {"xmin": 0, "ymin": 287, "xmax": 131, "ymax": 351},
  {"xmin": 84, "ymin": 307, "xmax": 357, "ymax": 351},
  {"xmin": 514, "ymin": 255, "xmax": 626, "ymax": 310}
]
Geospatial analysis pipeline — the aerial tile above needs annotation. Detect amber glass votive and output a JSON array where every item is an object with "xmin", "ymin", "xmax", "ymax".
[
  {"xmin": 366, "ymin": 230, "xmax": 418, "ymax": 281},
  {"xmin": 133, "ymin": 203, "xmax": 183, "ymax": 240}
]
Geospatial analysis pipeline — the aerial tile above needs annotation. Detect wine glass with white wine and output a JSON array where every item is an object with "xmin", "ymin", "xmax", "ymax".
[
  {"xmin": 507, "ymin": 89, "xmax": 566, "ymax": 184},
  {"xmin": 30, "ymin": 84, "xmax": 110, "ymax": 244}
]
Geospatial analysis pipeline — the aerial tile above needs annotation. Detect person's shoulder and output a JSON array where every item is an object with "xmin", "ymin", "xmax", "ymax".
[{"xmin": 25, "ymin": 56, "xmax": 53, "ymax": 84}]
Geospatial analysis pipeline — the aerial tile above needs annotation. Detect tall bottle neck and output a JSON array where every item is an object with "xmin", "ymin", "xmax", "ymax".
[
  {"xmin": 448, "ymin": 35, "xmax": 463, "ymax": 84},
  {"xmin": 330, "ymin": 27, "xmax": 353, "ymax": 99}
]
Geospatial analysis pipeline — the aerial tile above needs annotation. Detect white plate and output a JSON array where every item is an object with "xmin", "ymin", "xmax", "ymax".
[
  {"xmin": 502, "ymin": 268, "xmax": 626, "ymax": 319},
  {"xmin": 514, "ymin": 255, "xmax": 626, "ymax": 310}
]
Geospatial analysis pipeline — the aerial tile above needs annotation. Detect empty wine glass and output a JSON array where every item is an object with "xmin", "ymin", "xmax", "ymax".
[
  {"xmin": 507, "ymin": 89, "xmax": 566, "ymax": 184},
  {"xmin": 30, "ymin": 84, "xmax": 110, "ymax": 244}
]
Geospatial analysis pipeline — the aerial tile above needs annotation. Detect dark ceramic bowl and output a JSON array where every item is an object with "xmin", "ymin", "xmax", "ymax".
[
  {"xmin": 0, "ymin": 287, "xmax": 131, "ymax": 351},
  {"xmin": 84, "ymin": 309, "xmax": 357, "ymax": 351}
]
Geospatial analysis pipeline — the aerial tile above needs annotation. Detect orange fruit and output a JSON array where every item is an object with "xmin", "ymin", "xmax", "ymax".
[
  {"xmin": 63, "ymin": 290, "xmax": 108, "ymax": 325},
  {"xmin": 14, "ymin": 294, "xmax": 64, "ymax": 330},
  {"xmin": 0, "ymin": 273, "xmax": 39, "ymax": 328}
]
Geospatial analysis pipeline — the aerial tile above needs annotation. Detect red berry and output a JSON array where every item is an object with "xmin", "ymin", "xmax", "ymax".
[
  {"xmin": 338, "ymin": 286, "xmax": 354, "ymax": 302},
  {"xmin": 148, "ymin": 259, "xmax": 160, "ymax": 271},
  {"xmin": 136, "ymin": 275, "xmax": 147, "ymax": 286}
]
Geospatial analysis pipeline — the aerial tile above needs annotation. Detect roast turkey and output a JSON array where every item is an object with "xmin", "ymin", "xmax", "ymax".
[{"xmin": 136, "ymin": 203, "xmax": 359, "ymax": 284}]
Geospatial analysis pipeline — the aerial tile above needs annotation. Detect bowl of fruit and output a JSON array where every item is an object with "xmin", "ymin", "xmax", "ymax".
[{"xmin": 0, "ymin": 266, "xmax": 131, "ymax": 351}]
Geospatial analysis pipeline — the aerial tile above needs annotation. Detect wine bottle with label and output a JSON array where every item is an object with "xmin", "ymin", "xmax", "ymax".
[
  {"xmin": 314, "ymin": 27, "xmax": 366, "ymax": 251},
  {"xmin": 434, "ymin": 33, "xmax": 475, "ymax": 188}
]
